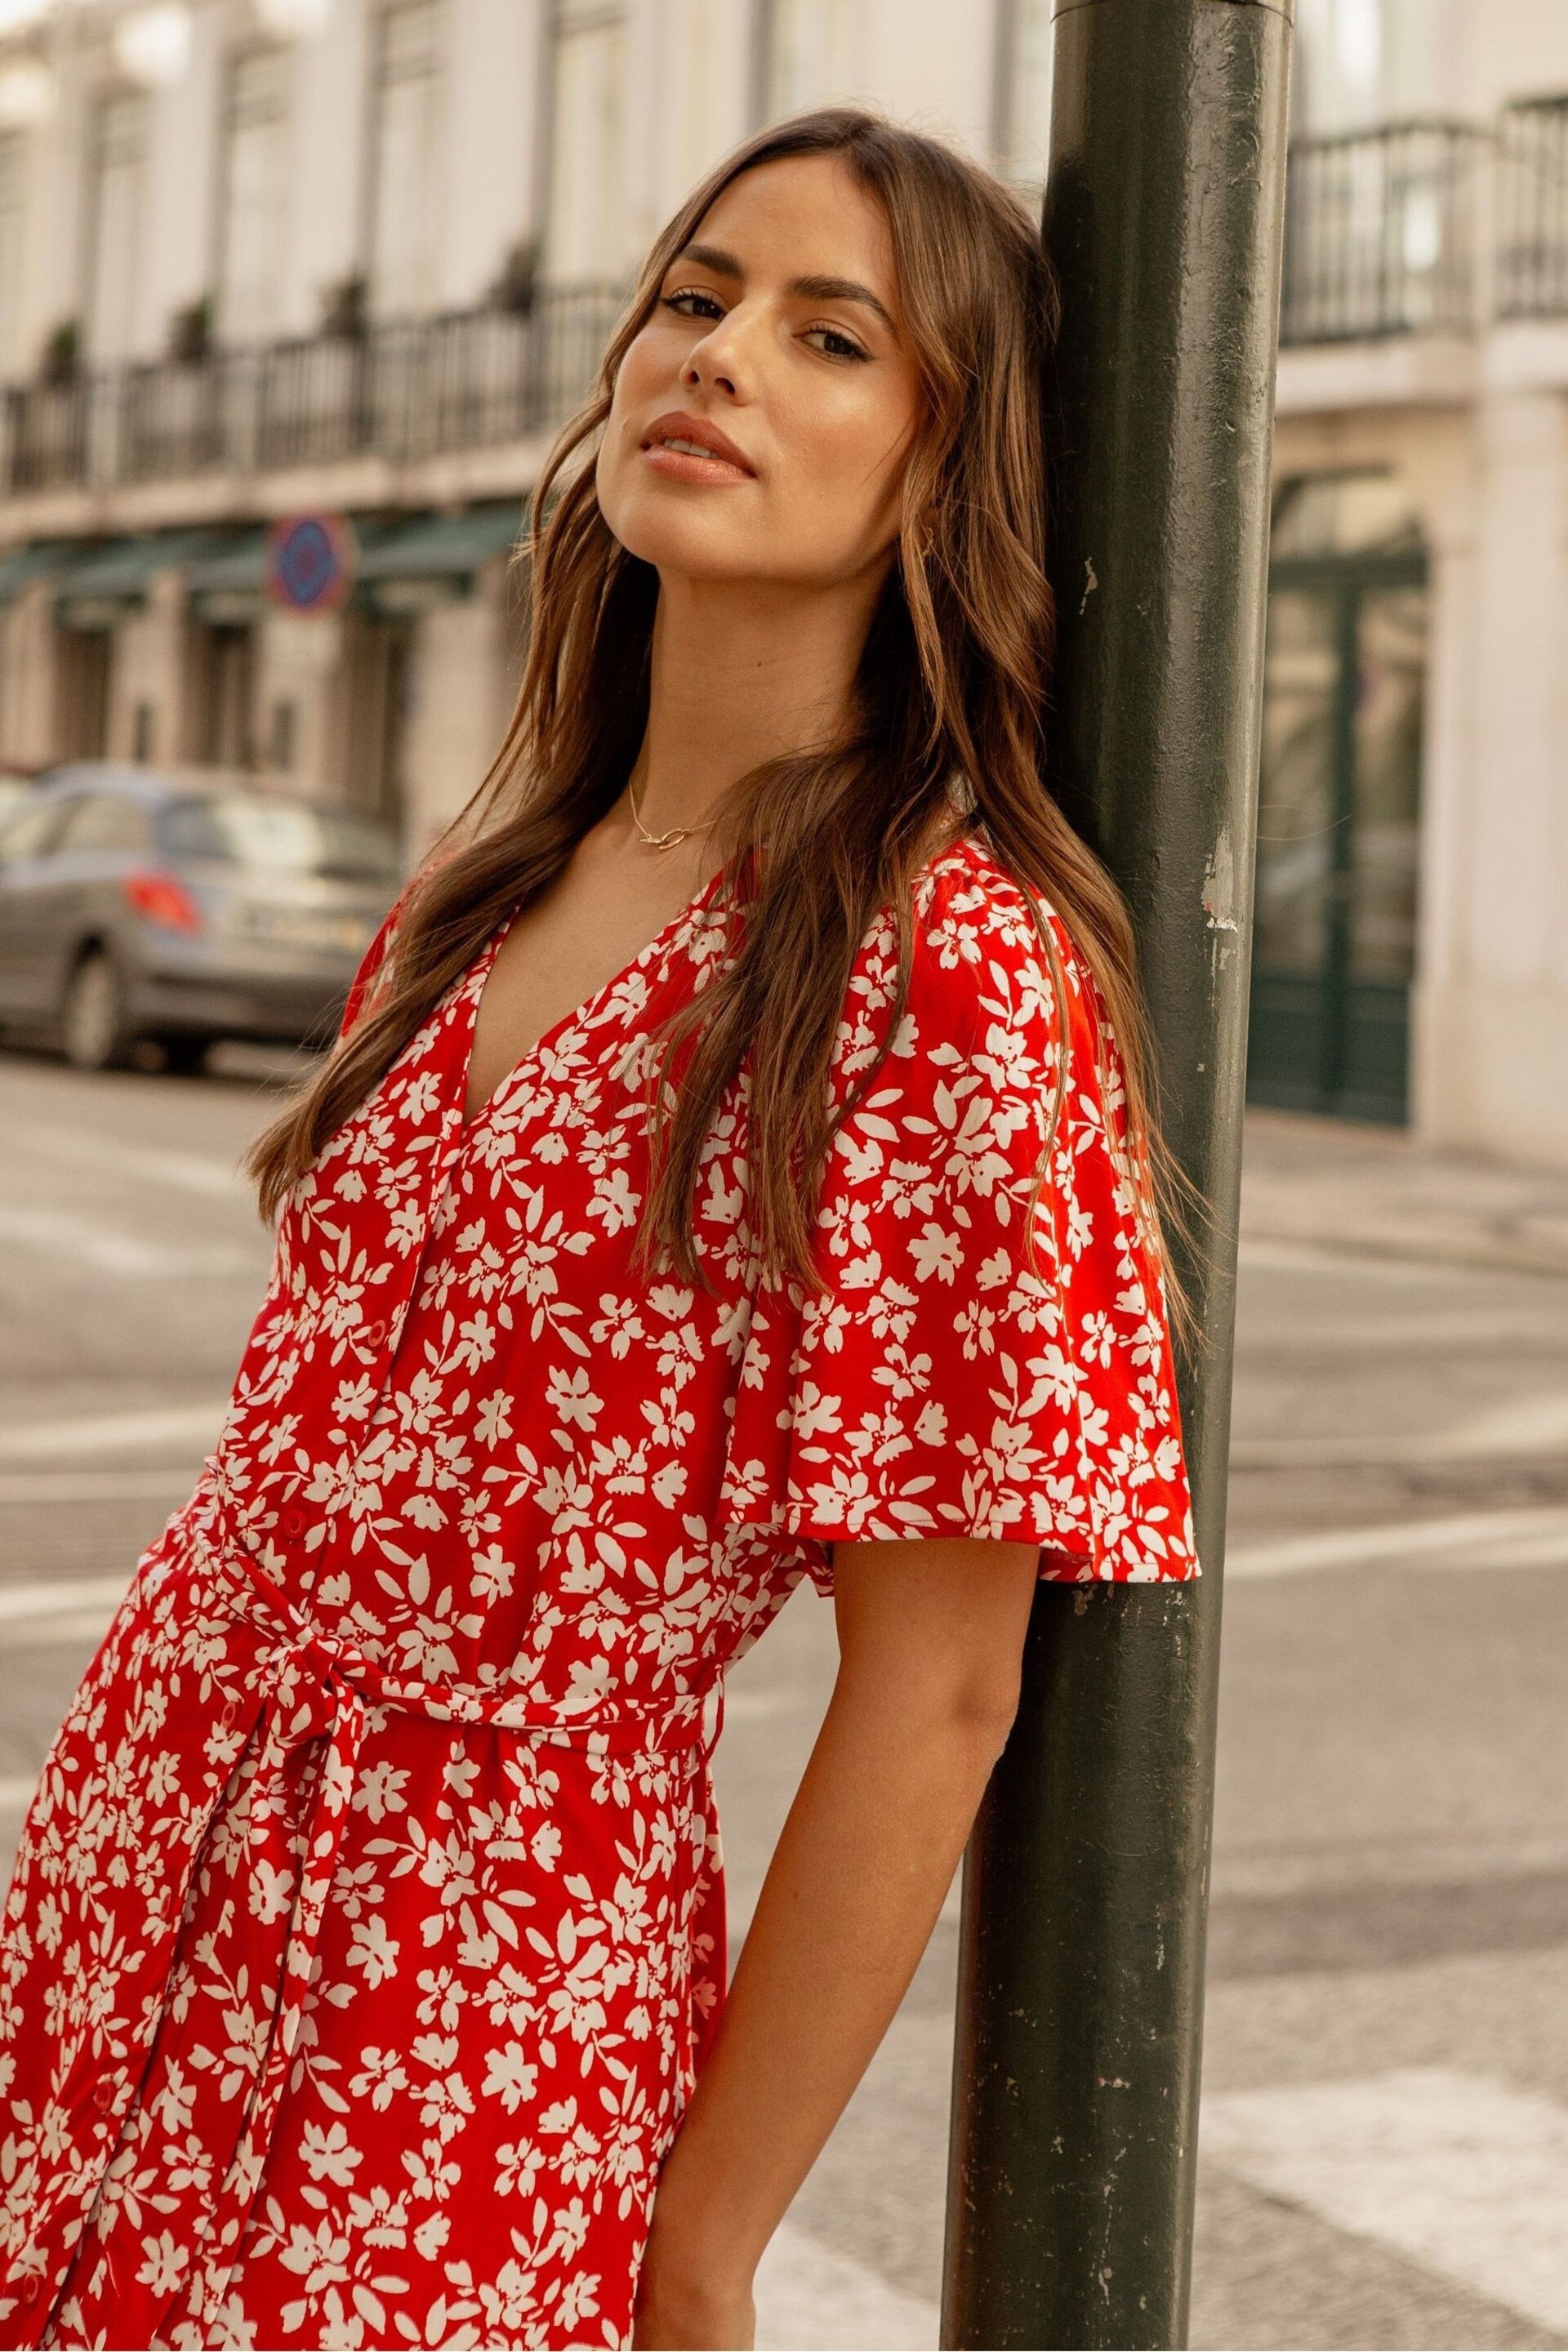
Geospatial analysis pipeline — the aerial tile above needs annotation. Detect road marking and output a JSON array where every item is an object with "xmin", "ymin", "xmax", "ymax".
[
  {"xmin": 0, "ymin": 1205, "xmax": 256, "ymax": 1278},
  {"xmin": 755, "ymin": 2220, "xmax": 937, "ymax": 2351},
  {"xmin": 1202, "ymin": 2069, "xmax": 1568, "ymax": 2336},
  {"xmin": 1457, "ymin": 1388, "xmax": 1568, "ymax": 1453},
  {"xmin": 0, "ymin": 1574, "xmax": 133, "ymax": 1625},
  {"xmin": 9, "ymin": 1122, "xmax": 247, "ymax": 1200},
  {"xmin": 1227, "ymin": 1504, "xmax": 1568, "ymax": 1580},
  {"xmin": 1232, "ymin": 1388, "xmax": 1568, "ymax": 1469},
  {"xmin": 0, "ymin": 1610, "xmax": 121, "ymax": 1649},
  {"xmin": 1238, "ymin": 1232, "xmax": 1568, "ymax": 1282},
  {"xmin": 0, "ymin": 1403, "xmax": 225, "ymax": 1463},
  {"xmin": 0, "ymin": 1468, "xmax": 198, "ymax": 1503}
]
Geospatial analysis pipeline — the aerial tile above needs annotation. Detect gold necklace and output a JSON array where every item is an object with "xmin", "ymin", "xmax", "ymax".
[{"xmin": 626, "ymin": 770, "xmax": 713, "ymax": 853}]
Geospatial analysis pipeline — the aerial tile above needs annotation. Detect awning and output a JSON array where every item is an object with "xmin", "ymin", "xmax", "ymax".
[
  {"xmin": 356, "ymin": 502, "xmax": 525, "ymax": 613},
  {"xmin": 56, "ymin": 528, "xmax": 236, "ymax": 630},
  {"xmin": 0, "ymin": 541, "xmax": 96, "ymax": 608},
  {"xmin": 185, "ymin": 529, "xmax": 270, "ymax": 626}
]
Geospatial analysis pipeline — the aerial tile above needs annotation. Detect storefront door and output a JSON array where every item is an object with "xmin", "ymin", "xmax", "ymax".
[{"xmin": 1249, "ymin": 479, "xmax": 1427, "ymax": 1124}]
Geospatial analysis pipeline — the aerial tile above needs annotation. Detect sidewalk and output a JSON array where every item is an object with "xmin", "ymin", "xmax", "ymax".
[{"xmin": 1239, "ymin": 1108, "xmax": 1568, "ymax": 1279}]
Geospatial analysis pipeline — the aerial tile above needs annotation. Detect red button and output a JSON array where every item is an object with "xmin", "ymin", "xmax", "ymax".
[
  {"xmin": 92, "ymin": 2078, "xmax": 116, "ymax": 2114},
  {"xmin": 220, "ymin": 1701, "xmax": 238, "ymax": 1731},
  {"xmin": 20, "ymin": 2277, "xmax": 40, "ymax": 2305},
  {"xmin": 363, "ymin": 1318, "xmax": 389, "ymax": 1348},
  {"xmin": 283, "ymin": 1508, "xmax": 306, "ymax": 1539}
]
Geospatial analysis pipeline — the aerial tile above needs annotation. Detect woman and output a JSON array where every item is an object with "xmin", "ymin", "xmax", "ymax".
[{"xmin": 0, "ymin": 110, "xmax": 1196, "ymax": 2352}]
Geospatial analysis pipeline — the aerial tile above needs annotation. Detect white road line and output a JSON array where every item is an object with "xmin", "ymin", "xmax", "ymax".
[
  {"xmin": 0, "ymin": 1610, "xmax": 122, "ymax": 1649},
  {"xmin": 1227, "ymin": 1504, "xmax": 1568, "ymax": 1580},
  {"xmin": 755, "ymin": 2221, "xmax": 937, "ymax": 2351},
  {"xmin": 1232, "ymin": 1388, "xmax": 1568, "ymax": 1469},
  {"xmin": 1202, "ymin": 2069, "xmax": 1568, "ymax": 2336},
  {"xmin": 0, "ymin": 1205, "xmax": 256, "ymax": 1278},
  {"xmin": 0, "ymin": 1468, "xmax": 198, "ymax": 1503},
  {"xmin": 8, "ymin": 1122, "xmax": 247, "ymax": 1199},
  {"xmin": 0, "ymin": 1574, "xmax": 133, "ymax": 1625},
  {"xmin": 0, "ymin": 1403, "xmax": 225, "ymax": 1463}
]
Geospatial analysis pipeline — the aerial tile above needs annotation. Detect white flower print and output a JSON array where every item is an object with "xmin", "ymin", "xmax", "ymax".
[{"xmin": 0, "ymin": 834, "xmax": 1191, "ymax": 2352}]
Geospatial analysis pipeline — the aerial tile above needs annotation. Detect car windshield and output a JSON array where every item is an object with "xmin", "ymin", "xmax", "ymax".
[{"xmin": 158, "ymin": 796, "xmax": 400, "ymax": 884}]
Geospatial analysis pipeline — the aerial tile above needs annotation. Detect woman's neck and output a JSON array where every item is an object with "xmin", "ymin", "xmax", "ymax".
[{"xmin": 630, "ymin": 567, "xmax": 886, "ymax": 833}]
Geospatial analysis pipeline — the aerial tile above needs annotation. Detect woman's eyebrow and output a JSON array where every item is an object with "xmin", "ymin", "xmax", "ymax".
[
  {"xmin": 788, "ymin": 273, "xmax": 895, "ymax": 332},
  {"xmin": 675, "ymin": 243, "xmax": 744, "ymax": 279},
  {"xmin": 670, "ymin": 244, "xmax": 895, "ymax": 333}
]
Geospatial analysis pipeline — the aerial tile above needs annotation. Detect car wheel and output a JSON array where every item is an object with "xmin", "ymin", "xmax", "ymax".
[{"xmin": 60, "ymin": 950, "xmax": 132, "ymax": 1072}]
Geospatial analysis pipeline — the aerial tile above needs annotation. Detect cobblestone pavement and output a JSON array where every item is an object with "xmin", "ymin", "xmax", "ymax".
[{"xmin": 2, "ymin": 1053, "xmax": 1566, "ymax": 2350}]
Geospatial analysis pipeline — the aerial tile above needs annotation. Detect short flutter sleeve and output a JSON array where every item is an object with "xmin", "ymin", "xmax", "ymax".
[
  {"xmin": 715, "ymin": 838, "xmax": 1198, "ymax": 1588},
  {"xmin": 336, "ymin": 898, "xmax": 405, "ymax": 1040}
]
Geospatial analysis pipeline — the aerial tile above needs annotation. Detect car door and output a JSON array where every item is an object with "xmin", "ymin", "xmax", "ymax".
[
  {"xmin": 33, "ymin": 790, "xmax": 154, "ymax": 1017},
  {"xmin": 0, "ymin": 795, "xmax": 76, "ymax": 1020}
]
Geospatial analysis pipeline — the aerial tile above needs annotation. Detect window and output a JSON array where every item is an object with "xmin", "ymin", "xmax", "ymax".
[
  {"xmin": 158, "ymin": 795, "xmax": 401, "ymax": 882},
  {"xmin": 543, "ymin": 1, "xmax": 629, "ymax": 283},
  {"xmin": 994, "ymin": 0, "xmax": 1053, "ymax": 192},
  {"xmin": 755, "ymin": 0, "xmax": 858, "ymax": 122},
  {"xmin": 0, "ymin": 132, "xmax": 24, "ymax": 379},
  {"xmin": 665, "ymin": 0, "xmax": 732, "ymax": 197},
  {"xmin": 85, "ymin": 91, "xmax": 148, "ymax": 362},
  {"xmin": 1294, "ymin": 0, "xmax": 1441, "ymax": 134},
  {"xmin": 59, "ymin": 793, "xmax": 152, "ymax": 853},
  {"xmin": 368, "ymin": 0, "xmax": 444, "ymax": 318},
  {"xmin": 217, "ymin": 48, "xmax": 292, "ymax": 344},
  {"xmin": 0, "ymin": 798, "xmax": 70, "ymax": 862}
]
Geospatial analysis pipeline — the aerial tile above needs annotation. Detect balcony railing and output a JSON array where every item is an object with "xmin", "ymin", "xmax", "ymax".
[
  {"xmin": 1, "ymin": 283, "xmax": 625, "ymax": 497},
  {"xmin": 1496, "ymin": 96, "xmax": 1568, "ymax": 319},
  {"xmin": 1280, "ymin": 122, "xmax": 1485, "ymax": 345}
]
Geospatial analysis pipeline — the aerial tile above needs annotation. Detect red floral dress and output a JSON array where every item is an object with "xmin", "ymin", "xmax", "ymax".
[{"xmin": 0, "ymin": 830, "xmax": 1195, "ymax": 2352}]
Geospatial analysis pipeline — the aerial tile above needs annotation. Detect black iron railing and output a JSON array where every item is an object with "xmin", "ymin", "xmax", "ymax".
[
  {"xmin": 1280, "ymin": 122, "xmax": 1485, "ymax": 344},
  {"xmin": 1, "ymin": 283, "xmax": 625, "ymax": 495},
  {"xmin": 1496, "ymin": 95, "xmax": 1568, "ymax": 318}
]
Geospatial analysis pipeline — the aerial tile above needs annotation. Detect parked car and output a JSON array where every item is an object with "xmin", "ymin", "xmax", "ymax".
[
  {"xmin": 0, "ymin": 764, "xmax": 43, "ymax": 830},
  {"xmin": 0, "ymin": 764, "xmax": 401, "ymax": 1072}
]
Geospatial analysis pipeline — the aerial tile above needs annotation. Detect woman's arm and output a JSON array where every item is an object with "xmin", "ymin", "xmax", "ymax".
[{"xmin": 633, "ymin": 1536, "xmax": 1040, "ymax": 2351}]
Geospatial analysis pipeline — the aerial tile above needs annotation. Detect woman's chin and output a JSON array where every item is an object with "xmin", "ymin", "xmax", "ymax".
[{"xmin": 614, "ymin": 528, "xmax": 811, "ymax": 595}]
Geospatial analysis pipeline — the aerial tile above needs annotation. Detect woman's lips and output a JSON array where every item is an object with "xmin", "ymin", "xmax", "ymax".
[
  {"xmin": 642, "ymin": 443, "xmax": 755, "ymax": 484},
  {"xmin": 639, "ymin": 412, "xmax": 755, "ymax": 485}
]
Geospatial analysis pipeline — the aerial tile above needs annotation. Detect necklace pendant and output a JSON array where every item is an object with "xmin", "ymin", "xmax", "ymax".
[{"xmin": 627, "ymin": 776, "xmax": 706, "ymax": 853}]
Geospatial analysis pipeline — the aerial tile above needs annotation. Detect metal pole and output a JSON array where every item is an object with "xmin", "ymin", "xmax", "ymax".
[{"xmin": 941, "ymin": 5, "xmax": 1293, "ymax": 2347}]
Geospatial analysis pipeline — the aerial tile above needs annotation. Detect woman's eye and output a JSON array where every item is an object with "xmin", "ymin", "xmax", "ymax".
[
  {"xmin": 804, "ymin": 325, "xmax": 870, "ymax": 363},
  {"xmin": 661, "ymin": 289, "xmax": 725, "ymax": 322}
]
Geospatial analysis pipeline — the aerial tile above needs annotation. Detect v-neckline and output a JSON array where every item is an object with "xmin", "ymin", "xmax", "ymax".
[{"xmin": 457, "ymin": 862, "xmax": 730, "ymax": 1138}]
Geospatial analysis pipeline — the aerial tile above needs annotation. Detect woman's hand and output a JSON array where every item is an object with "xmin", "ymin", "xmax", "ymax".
[
  {"xmin": 631, "ymin": 1535, "xmax": 1040, "ymax": 2346},
  {"xmin": 630, "ymin": 2226, "xmax": 756, "ymax": 2349}
]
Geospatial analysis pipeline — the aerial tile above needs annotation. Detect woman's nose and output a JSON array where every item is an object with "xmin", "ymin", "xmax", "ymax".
[
  {"xmin": 684, "ymin": 353, "xmax": 737, "ymax": 397},
  {"xmin": 683, "ymin": 309, "xmax": 754, "ymax": 400}
]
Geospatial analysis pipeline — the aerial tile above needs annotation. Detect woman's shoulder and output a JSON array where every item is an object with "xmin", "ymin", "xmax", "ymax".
[
  {"xmin": 913, "ymin": 826, "xmax": 1047, "ymax": 952},
  {"xmin": 898, "ymin": 826, "xmax": 1089, "ymax": 1041},
  {"xmin": 831, "ymin": 826, "xmax": 1072, "ymax": 1099}
]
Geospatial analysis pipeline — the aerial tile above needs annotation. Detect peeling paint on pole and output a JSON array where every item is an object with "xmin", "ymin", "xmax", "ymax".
[
  {"xmin": 941, "ymin": 3, "xmax": 1292, "ymax": 2346},
  {"xmin": 1202, "ymin": 833, "xmax": 1240, "ymax": 933}
]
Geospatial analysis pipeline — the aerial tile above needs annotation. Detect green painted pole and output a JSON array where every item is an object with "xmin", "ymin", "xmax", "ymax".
[{"xmin": 941, "ymin": 5, "xmax": 1293, "ymax": 2346}]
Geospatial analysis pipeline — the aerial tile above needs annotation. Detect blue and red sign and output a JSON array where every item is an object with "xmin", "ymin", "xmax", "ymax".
[{"xmin": 265, "ymin": 514, "xmax": 358, "ymax": 613}]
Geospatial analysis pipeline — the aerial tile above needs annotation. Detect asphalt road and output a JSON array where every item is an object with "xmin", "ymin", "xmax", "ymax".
[{"xmin": 2, "ymin": 1045, "xmax": 1566, "ymax": 2351}]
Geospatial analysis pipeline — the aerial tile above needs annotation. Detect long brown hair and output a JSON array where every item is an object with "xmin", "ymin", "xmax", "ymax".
[{"xmin": 249, "ymin": 109, "xmax": 1173, "ymax": 1298}]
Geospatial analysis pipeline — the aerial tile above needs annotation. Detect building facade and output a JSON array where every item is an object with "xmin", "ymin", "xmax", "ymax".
[
  {"xmin": 2, "ymin": 0, "xmax": 1567, "ymax": 1166},
  {"xmin": 0, "ymin": 0, "xmax": 1018, "ymax": 856}
]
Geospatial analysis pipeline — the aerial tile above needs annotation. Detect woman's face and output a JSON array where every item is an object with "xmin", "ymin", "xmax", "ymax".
[{"xmin": 596, "ymin": 154, "xmax": 922, "ymax": 595}]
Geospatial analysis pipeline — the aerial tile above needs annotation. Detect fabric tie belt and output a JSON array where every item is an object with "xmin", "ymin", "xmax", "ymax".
[{"xmin": 60, "ymin": 1530, "xmax": 721, "ymax": 2345}]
